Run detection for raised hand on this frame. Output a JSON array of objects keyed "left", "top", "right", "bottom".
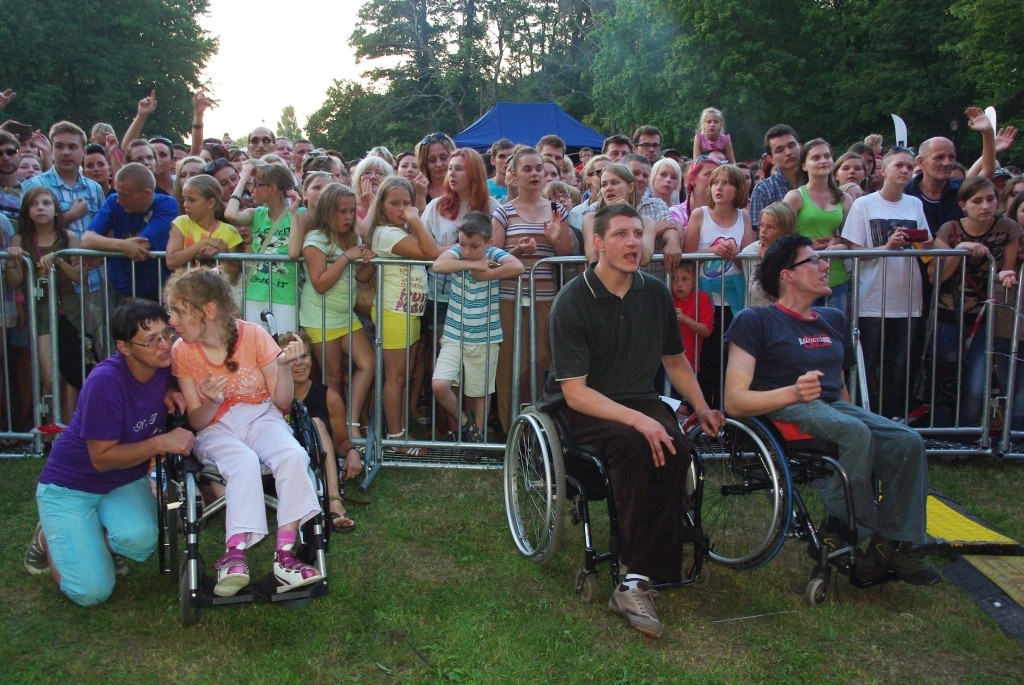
[{"left": 138, "top": 89, "right": 157, "bottom": 117}]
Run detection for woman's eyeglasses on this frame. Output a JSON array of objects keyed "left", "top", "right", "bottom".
[{"left": 129, "top": 328, "right": 176, "bottom": 349}]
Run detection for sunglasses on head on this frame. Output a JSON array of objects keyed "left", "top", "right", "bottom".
[
  {"left": 887, "top": 145, "right": 916, "bottom": 156},
  {"left": 149, "top": 136, "right": 173, "bottom": 149},
  {"left": 420, "top": 132, "right": 448, "bottom": 146},
  {"left": 203, "top": 157, "right": 231, "bottom": 173}
]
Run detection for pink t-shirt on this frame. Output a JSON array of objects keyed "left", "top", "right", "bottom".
[{"left": 171, "top": 320, "right": 281, "bottom": 425}]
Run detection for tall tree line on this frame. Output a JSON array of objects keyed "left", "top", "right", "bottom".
[{"left": 311, "top": 0, "right": 1022, "bottom": 162}]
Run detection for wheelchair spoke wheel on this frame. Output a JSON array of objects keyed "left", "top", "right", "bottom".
[
  {"left": 503, "top": 408, "right": 566, "bottom": 565},
  {"left": 688, "top": 418, "right": 791, "bottom": 570}
]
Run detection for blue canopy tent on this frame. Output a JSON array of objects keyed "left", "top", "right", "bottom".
[{"left": 453, "top": 102, "right": 606, "bottom": 152}]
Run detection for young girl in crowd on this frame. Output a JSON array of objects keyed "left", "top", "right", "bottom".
[
  {"left": 929, "top": 177, "right": 1023, "bottom": 429},
  {"left": 693, "top": 107, "right": 736, "bottom": 164},
  {"left": 366, "top": 176, "right": 440, "bottom": 452},
  {"left": 279, "top": 330, "right": 362, "bottom": 533},
  {"left": 783, "top": 139, "right": 852, "bottom": 312},
  {"left": 17, "top": 154, "right": 42, "bottom": 181},
  {"left": 739, "top": 201, "right": 796, "bottom": 307},
  {"left": 172, "top": 156, "right": 207, "bottom": 214},
  {"left": 165, "top": 174, "right": 243, "bottom": 283},
  {"left": 5, "top": 187, "right": 83, "bottom": 420},
  {"left": 225, "top": 160, "right": 305, "bottom": 333},
  {"left": 833, "top": 151, "right": 869, "bottom": 195},
  {"left": 166, "top": 268, "right": 323, "bottom": 596},
  {"left": 682, "top": 164, "right": 753, "bottom": 405},
  {"left": 286, "top": 171, "right": 333, "bottom": 259},
  {"left": 671, "top": 155, "right": 720, "bottom": 233},
  {"left": 298, "top": 183, "right": 376, "bottom": 437}
]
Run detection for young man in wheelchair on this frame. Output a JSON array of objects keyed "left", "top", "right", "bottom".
[
  {"left": 723, "top": 234, "right": 939, "bottom": 586},
  {"left": 539, "top": 203, "right": 725, "bottom": 638},
  {"left": 24, "top": 299, "right": 196, "bottom": 606}
]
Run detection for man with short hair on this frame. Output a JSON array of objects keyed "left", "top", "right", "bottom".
[
  {"left": 632, "top": 125, "right": 662, "bottom": 163},
  {"left": 22, "top": 122, "right": 110, "bottom": 348},
  {"left": 841, "top": 147, "right": 930, "bottom": 419},
  {"left": 248, "top": 126, "right": 276, "bottom": 159},
  {"left": 488, "top": 138, "right": 515, "bottom": 200},
  {"left": 0, "top": 130, "right": 23, "bottom": 224},
  {"left": 82, "top": 164, "right": 176, "bottom": 302},
  {"left": 602, "top": 134, "right": 632, "bottom": 162},
  {"left": 724, "top": 234, "right": 937, "bottom": 586},
  {"left": 293, "top": 138, "right": 314, "bottom": 174},
  {"left": 905, "top": 107, "right": 997, "bottom": 234},
  {"left": 539, "top": 203, "right": 724, "bottom": 638},
  {"left": 275, "top": 137, "right": 293, "bottom": 166},
  {"left": 23, "top": 299, "right": 195, "bottom": 606},
  {"left": 537, "top": 134, "right": 566, "bottom": 167},
  {"left": 749, "top": 125, "right": 802, "bottom": 229}
]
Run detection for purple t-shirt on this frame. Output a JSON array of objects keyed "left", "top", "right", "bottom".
[{"left": 39, "top": 353, "right": 171, "bottom": 494}]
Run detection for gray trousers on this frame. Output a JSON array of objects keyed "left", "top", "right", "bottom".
[{"left": 769, "top": 399, "right": 928, "bottom": 544}]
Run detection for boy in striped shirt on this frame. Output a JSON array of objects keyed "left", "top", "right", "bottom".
[{"left": 431, "top": 212, "right": 524, "bottom": 441}]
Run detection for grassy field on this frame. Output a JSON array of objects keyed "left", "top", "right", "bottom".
[{"left": 3, "top": 455, "right": 1024, "bottom": 684}]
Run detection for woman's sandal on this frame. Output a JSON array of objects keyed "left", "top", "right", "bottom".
[
  {"left": 386, "top": 430, "right": 428, "bottom": 457},
  {"left": 328, "top": 496, "right": 357, "bottom": 533}
]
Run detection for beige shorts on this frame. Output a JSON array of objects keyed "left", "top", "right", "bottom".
[{"left": 432, "top": 339, "right": 500, "bottom": 398}]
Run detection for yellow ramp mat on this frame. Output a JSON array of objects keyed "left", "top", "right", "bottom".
[
  {"left": 964, "top": 555, "right": 1024, "bottom": 607},
  {"left": 926, "top": 495, "right": 1018, "bottom": 547}
]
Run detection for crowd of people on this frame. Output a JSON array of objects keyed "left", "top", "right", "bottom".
[{"left": 5, "top": 86, "right": 1023, "bottom": 636}]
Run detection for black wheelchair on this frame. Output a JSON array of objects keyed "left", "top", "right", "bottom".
[
  {"left": 156, "top": 401, "right": 331, "bottom": 626},
  {"left": 503, "top": 405, "right": 709, "bottom": 601},
  {"left": 685, "top": 415, "right": 892, "bottom": 604}
]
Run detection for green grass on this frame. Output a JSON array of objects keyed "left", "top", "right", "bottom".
[{"left": 3, "top": 457, "right": 1023, "bottom": 684}]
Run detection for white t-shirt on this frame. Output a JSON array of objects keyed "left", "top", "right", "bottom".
[{"left": 840, "top": 192, "right": 929, "bottom": 318}]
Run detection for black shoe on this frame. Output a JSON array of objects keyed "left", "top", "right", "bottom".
[
  {"left": 808, "top": 516, "right": 848, "bottom": 563},
  {"left": 866, "top": 534, "right": 940, "bottom": 586}
]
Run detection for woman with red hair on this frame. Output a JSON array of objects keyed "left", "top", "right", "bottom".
[{"left": 412, "top": 149, "right": 499, "bottom": 426}]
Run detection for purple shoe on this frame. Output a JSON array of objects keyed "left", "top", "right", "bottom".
[{"left": 274, "top": 549, "right": 323, "bottom": 593}]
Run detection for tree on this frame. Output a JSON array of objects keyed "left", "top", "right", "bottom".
[
  {"left": 277, "top": 106, "right": 302, "bottom": 141},
  {"left": 947, "top": 0, "right": 1024, "bottom": 119},
  {"left": 305, "top": 80, "right": 414, "bottom": 160},
  {"left": 0, "top": 0, "right": 216, "bottom": 142}
]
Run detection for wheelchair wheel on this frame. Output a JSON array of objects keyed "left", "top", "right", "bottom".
[
  {"left": 687, "top": 418, "right": 791, "bottom": 570},
  {"left": 575, "top": 569, "right": 598, "bottom": 602},
  {"left": 503, "top": 407, "right": 566, "bottom": 564},
  {"left": 806, "top": 577, "right": 827, "bottom": 605},
  {"left": 165, "top": 502, "right": 181, "bottom": 583}
]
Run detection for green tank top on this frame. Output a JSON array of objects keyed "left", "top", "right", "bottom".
[{"left": 795, "top": 185, "right": 848, "bottom": 286}]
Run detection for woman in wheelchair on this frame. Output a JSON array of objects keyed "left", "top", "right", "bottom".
[
  {"left": 723, "top": 234, "right": 939, "bottom": 586},
  {"left": 166, "top": 268, "right": 323, "bottom": 596}
]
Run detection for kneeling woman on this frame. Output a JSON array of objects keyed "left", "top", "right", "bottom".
[{"left": 166, "top": 268, "right": 323, "bottom": 597}]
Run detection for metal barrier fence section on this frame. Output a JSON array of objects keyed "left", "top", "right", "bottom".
[{"left": 5, "top": 247, "right": 1023, "bottom": 469}]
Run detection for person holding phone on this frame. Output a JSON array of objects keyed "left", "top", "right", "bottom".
[{"left": 841, "top": 147, "right": 931, "bottom": 419}]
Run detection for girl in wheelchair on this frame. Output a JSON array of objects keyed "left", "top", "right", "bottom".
[{"left": 166, "top": 268, "right": 323, "bottom": 596}]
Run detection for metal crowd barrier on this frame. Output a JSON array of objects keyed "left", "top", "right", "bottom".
[{"left": 17, "top": 246, "right": 1024, "bottom": 471}]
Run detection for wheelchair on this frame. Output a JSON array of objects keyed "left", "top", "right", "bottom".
[
  {"left": 503, "top": 405, "right": 709, "bottom": 601},
  {"left": 156, "top": 400, "right": 331, "bottom": 626},
  {"left": 685, "top": 415, "right": 892, "bottom": 604}
]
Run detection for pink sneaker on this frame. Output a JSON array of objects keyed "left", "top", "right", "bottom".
[
  {"left": 213, "top": 547, "right": 250, "bottom": 597},
  {"left": 273, "top": 549, "right": 322, "bottom": 593}
]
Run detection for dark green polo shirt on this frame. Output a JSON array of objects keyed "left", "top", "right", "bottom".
[{"left": 539, "top": 266, "right": 683, "bottom": 410}]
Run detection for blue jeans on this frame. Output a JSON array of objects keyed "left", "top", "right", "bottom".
[
  {"left": 36, "top": 477, "right": 157, "bottom": 606},
  {"left": 769, "top": 400, "right": 928, "bottom": 544},
  {"left": 933, "top": 321, "right": 988, "bottom": 427},
  {"left": 994, "top": 337, "right": 1024, "bottom": 431},
  {"left": 858, "top": 317, "right": 914, "bottom": 419}
]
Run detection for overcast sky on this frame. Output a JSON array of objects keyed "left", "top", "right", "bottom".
[{"left": 197, "top": 0, "right": 368, "bottom": 138}]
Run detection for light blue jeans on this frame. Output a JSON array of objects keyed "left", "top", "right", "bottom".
[
  {"left": 36, "top": 477, "right": 157, "bottom": 607},
  {"left": 769, "top": 400, "right": 928, "bottom": 544}
]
